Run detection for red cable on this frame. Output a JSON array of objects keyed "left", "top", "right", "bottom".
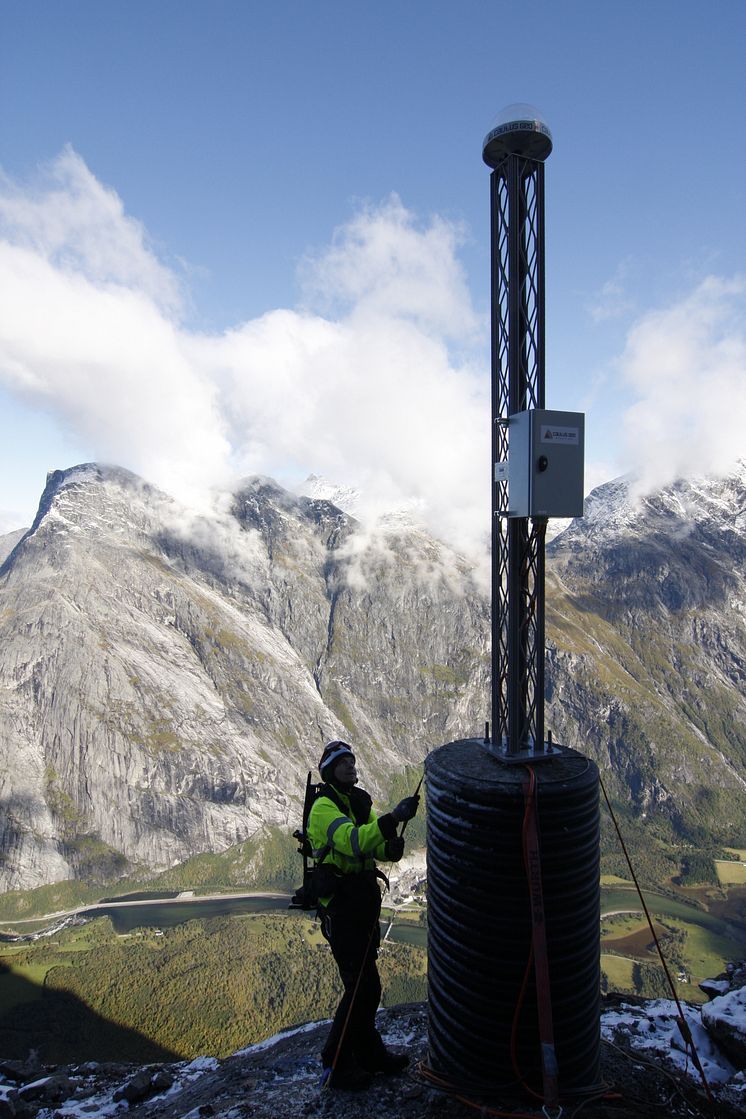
[
  {"left": 514, "top": 766, "right": 560, "bottom": 1108},
  {"left": 415, "top": 1063, "right": 548, "bottom": 1119}
]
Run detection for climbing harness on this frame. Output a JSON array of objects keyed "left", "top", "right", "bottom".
[{"left": 290, "top": 775, "right": 389, "bottom": 910}]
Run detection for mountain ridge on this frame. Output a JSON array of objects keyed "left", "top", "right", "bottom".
[
  {"left": 545, "top": 463, "right": 746, "bottom": 840},
  {"left": 0, "top": 461, "right": 744, "bottom": 892},
  {"left": 0, "top": 464, "right": 488, "bottom": 890}
]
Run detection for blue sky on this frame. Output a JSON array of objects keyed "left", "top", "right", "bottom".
[{"left": 1, "top": 1, "right": 744, "bottom": 548}]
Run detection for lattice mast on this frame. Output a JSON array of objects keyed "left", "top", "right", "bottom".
[{"left": 484, "top": 107, "right": 553, "bottom": 757}]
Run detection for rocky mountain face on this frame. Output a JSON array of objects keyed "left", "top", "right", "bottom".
[
  {"left": 0, "top": 462, "right": 744, "bottom": 892},
  {"left": 545, "top": 465, "right": 746, "bottom": 841},
  {"left": 0, "top": 465, "right": 489, "bottom": 891}
]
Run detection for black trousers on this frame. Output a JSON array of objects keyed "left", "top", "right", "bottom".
[{"left": 320, "top": 872, "right": 387, "bottom": 1070}]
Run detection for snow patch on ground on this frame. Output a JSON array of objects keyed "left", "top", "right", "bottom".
[
  {"left": 601, "top": 998, "right": 738, "bottom": 1086},
  {"left": 236, "top": 1019, "right": 328, "bottom": 1057},
  {"left": 54, "top": 1084, "right": 124, "bottom": 1118}
]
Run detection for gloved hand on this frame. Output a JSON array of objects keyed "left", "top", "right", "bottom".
[
  {"left": 384, "top": 835, "right": 405, "bottom": 861},
  {"left": 391, "top": 794, "right": 420, "bottom": 822}
]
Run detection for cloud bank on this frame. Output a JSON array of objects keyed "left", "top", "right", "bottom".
[
  {"left": 1, "top": 150, "right": 743, "bottom": 556},
  {"left": 0, "top": 151, "right": 489, "bottom": 557},
  {"left": 619, "top": 275, "right": 746, "bottom": 494}
]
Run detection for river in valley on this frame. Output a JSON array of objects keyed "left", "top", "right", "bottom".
[
  {"left": 3, "top": 884, "right": 742, "bottom": 951},
  {"left": 89, "top": 894, "right": 428, "bottom": 947}
]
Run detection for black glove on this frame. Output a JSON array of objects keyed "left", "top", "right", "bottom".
[
  {"left": 385, "top": 836, "right": 405, "bottom": 862},
  {"left": 391, "top": 794, "right": 420, "bottom": 823}
]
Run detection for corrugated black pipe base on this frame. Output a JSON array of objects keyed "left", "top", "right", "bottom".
[{"left": 426, "top": 738, "right": 601, "bottom": 1099}]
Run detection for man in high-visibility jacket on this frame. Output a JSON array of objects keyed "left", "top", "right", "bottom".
[{"left": 308, "top": 739, "right": 420, "bottom": 1091}]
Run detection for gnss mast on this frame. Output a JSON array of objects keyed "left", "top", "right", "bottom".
[
  {"left": 425, "top": 106, "right": 600, "bottom": 1104},
  {"left": 484, "top": 103, "right": 583, "bottom": 758}
]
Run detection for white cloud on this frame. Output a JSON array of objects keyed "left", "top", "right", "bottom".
[
  {"left": 299, "top": 193, "right": 480, "bottom": 341},
  {"left": 588, "top": 259, "right": 636, "bottom": 322},
  {"left": 618, "top": 276, "right": 746, "bottom": 493},
  {"left": 6, "top": 152, "right": 742, "bottom": 563},
  {"left": 0, "top": 151, "right": 490, "bottom": 558},
  {"left": 0, "top": 147, "right": 182, "bottom": 314},
  {"left": 201, "top": 304, "right": 489, "bottom": 555},
  {"left": 0, "top": 240, "right": 232, "bottom": 508}
]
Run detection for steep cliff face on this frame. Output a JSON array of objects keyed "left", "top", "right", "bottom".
[
  {"left": 0, "top": 462, "right": 743, "bottom": 892},
  {"left": 232, "top": 479, "right": 490, "bottom": 759},
  {"left": 0, "top": 466, "right": 489, "bottom": 890}
]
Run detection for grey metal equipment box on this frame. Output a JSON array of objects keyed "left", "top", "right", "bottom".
[{"left": 507, "top": 409, "right": 585, "bottom": 518}]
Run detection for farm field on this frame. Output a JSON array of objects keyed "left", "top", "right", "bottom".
[
  {"left": 601, "top": 915, "right": 669, "bottom": 956},
  {"left": 600, "top": 954, "right": 635, "bottom": 991},
  {"left": 599, "top": 886, "right": 745, "bottom": 1001},
  {"left": 715, "top": 859, "right": 746, "bottom": 885}
]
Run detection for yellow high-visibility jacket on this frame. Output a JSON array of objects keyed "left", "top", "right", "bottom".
[{"left": 307, "top": 783, "right": 397, "bottom": 898}]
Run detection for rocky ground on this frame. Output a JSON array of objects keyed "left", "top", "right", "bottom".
[{"left": 0, "top": 997, "right": 743, "bottom": 1119}]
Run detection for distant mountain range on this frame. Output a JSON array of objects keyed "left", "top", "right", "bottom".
[{"left": 0, "top": 462, "right": 744, "bottom": 892}]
